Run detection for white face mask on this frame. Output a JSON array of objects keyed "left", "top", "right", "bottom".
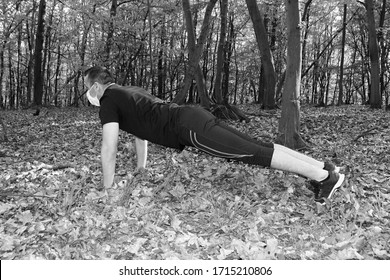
[{"left": 86, "top": 83, "right": 101, "bottom": 107}]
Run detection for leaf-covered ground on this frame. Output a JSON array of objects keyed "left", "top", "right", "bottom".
[{"left": 0, "top": 105, "right": 389, "bottom": 260}]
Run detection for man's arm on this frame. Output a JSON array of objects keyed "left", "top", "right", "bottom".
[
  {"left": 101, "top": 122, "right": 119, "bottom": 188},
  {"left": 135, "top": 137, "right": 148, "bottom": 169}
]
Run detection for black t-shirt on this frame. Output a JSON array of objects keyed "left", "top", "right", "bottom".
[{"left": 99, "top": 84, "right": 184, "bottom": 150}]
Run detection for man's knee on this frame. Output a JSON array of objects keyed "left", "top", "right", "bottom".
[{"left": 240, "top": 148, "right": 274, "bottom": 167}]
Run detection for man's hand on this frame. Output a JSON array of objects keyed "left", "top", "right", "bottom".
[{"left": 101, "top": 122, "right": 119, "bottom": 188}]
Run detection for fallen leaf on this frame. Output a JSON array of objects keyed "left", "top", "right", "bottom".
[
  {"left": 129, "top": 238, "right": 147, "bottom": 255},
  {"left": 0, "top": 202, "right": 15, "bottom": 214},
  {"left": 17, "top": 211, "right": 34, "bottom": 225},
  {"left": 217, "top": 248, "right": 234, "bottom": 260},
  {"left": 169, "top": 183, "right": 186, "bottom": 198}
]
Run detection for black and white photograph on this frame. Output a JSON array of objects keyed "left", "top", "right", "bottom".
[{"left": 1, "top": 0, "right": 389, "bottom": 278}]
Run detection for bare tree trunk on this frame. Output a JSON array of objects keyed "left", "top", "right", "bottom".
[
  {"left": 245, "top": 0, "right": 276, "bottom": 109},
  {"left": 42, "top": 0, "right": 57, "bottom": 106},
  {"left": 211, "top": 1, "right": 249, "bottom": 122},
  {"left": 278, "top": 0, "right": 305, "bottom": 149},
  {"left": 17, "top": 20, "right": 22, "bottom": 108},
  {"left": 0, "top": 46, "right": 5, "bottom": 108},
  {"left": 33, "top": 0, "right": 46, "bottom": 107},
  {"left": 301, "top": 0, "right": 313, "bottom": 67},
  {"left": 146, "top": 0, "right": 154, "bottom": 92},
  {"left": 172, "top": 0, "right": 217, "bottom": 107},
  {"left": 223, "top": 12, "right": 235, "bottom": 99},
  {"left": 73, "top": 3, "right": 96, "bottom": 106},
  {"left": 365, "top": 0, "right": 381, "bottom": 109},
  {"left": 8, "top": 44, "right": 14, "bottom": 108},
  {"left": 157, "top": 14, "right": 167, "bottom": 99},
  {"left": 213, "top": 0, "right": 228, "bottom": 104},
  {"left": 324, "top": 41, "right": 334, "bottom": 106},
  {"left": 338, "top": 4, "right": 347, "bottom": 106},
  {"left": 195, "top": 63, "right": 211, "bottom": 107},
  {"left": 26, "top": 13, "right": 35, "bottom": 105},
  {"left": 54, "top": 44, "right": 61, "bottom": 106},
  {"left": 104, "top": 0, "right": 117, "bottom": 67},
  {"left": 378, "top": 0, "right": 387, "bottom": 102}
]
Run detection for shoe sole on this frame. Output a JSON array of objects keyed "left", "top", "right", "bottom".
[{"left": 327, "top": 173, "right": 345, "bottom": 199}]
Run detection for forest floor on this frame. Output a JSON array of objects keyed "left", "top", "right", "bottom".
[{"left": 0, "top": 104, "right": 389, "bottom": 260}]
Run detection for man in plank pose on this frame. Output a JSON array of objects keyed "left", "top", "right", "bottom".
[{"left": 84, "top": 66, "right": 345, "bottom": 204}]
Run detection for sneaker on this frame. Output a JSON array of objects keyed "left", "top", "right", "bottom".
[
  {"left": 314, "top": 171, "right": 345, "bottom": 204},
  {"left": 308, "top": 162, "right": 340, "bottom": 190},
  {"left": 323, "top": 161, "right": 341, "bottom": 173}
]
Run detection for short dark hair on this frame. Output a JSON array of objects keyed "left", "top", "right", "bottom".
[{"left": 84, "top": 66, "right": 114, "bottom": 84}]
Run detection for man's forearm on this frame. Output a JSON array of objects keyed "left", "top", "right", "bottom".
[
  {"left": 135, "top": 138, "right": 148, "bottom": 169},
  {"left": 101, "top": 147, "right": 116, "bottom": 187}
]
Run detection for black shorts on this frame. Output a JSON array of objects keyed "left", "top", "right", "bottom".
[{"left": 174, "top": 106, "right": 274, "bottom": 167}]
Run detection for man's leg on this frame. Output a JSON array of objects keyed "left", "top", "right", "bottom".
[
  {"left": 206, "top": 126, "right": 329, "bottom": 180},
  {"left": 274, "top": 144, "right": 324, "bottom": 169},
  {"left": 205, "top": 120, "right": 327, "bottom": 170},
  {"left": 175, "top": 106, "right": 345, "bottom": 202},
  {"left": 176, "top": 109, "right": 327, "bottom": 181},
  {"left": 189, "top": 128, "right": 328, "bottom": 181},
  {"left": 270, "top": 149, "right": 328, "bottom": 181}
]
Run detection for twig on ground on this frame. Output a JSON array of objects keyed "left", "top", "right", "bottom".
[{"left": 353, "top": 128, "right": 378, "bottom": 142}]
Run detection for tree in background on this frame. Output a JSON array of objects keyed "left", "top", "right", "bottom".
[
  {"left": 338, "top": 4, "right": 348, "bottom": 106},
  {"left": 377, "top": 0, "right": 388, "bottom": 108},
  {"left": 213, "top": 0, "right": 228, "bottom": 105},
  {"left": 33, "top": 0, "right": 46, "bottom": 107},
  {"left": 365, "top": 0, "right": 381, "bottom": 109},
  {"left": 0, "top": 1, "right": 33, "bottom": 108},
  {"left": 278, "top": 0, "right": 305, "bottom": 149},
  {"left": 0, "top": 0, "right": 389, "bottom": 110},
  {"left": 73, "top": 2, "right": 97, "bottom": 107},
  {"left": 210, "top": 0, "right": 248, "bottom": 121},
  {"left": 172, "top": 0, "right": 217, "bottom": 108},
  {"left": 245, "top": 0, "right": 276, "bottom": 109},
  {"left": 103, "top": 0, "right": 117, "bottom": 67}
]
